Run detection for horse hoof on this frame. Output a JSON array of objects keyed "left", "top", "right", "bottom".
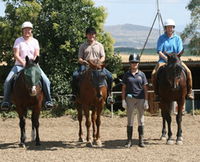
[
  {"left": 176, "top": 140, "right": 183, "bottom": 145},
  {"left": 160, "top": 136, "right": 167, "bottom": 141},
  {"left": 78, "top": 137, "right": 85, "bottom": 142},
  {"left": 94, "top": 140, "right": 102, "bottom": 147},
  {"left": 19, "top": 143, "right": 26, "bottom": 148},
  {"left": 166, "top": 140, "right": 174, "bottom": 145},
  {"left": 86, "top": 141, "right": 93, "bottom": 147},
  {"left": 36, "top": 142, "right": 41, "bottom": 146}
]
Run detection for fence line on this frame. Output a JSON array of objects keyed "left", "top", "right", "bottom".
[{"left": 110, "top": 89, "right": 200, "bottom": 118}]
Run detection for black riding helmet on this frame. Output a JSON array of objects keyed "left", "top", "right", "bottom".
[
  {"left": 86, "top": 27, "right": 97, "bottom": 34},
  {"left": 129, "top": 53, "right": 140, "bottom": 63}
]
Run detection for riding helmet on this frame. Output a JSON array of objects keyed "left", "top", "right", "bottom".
[
  {"left": 164, "top": 19, "right": 175, "bottom": 27},
  {"left": 129, "top": 53, "right": 140, "bottom": 63},
  {"left": 21, "top": 21, "right": 33, "bottom": 29},
  {"left": 86, "top": 27, "right": 97, "bottom": 34}
]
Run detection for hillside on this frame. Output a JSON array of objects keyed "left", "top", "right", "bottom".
[{"left": 104, "top": 24, "right": 182, "bottom": 49}]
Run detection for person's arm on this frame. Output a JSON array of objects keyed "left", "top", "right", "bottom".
[
  {"left": 158, "top": 51, "right": 167, "bottom": 61},
  {"left": 34, "top": 48, "right": 40, "bottom": 60},
  {"left": 78, "top": 57, "right": 88, "bottom": 65},
  {"left": 13, "top": 48, "right": 26, "bottom": 67},
  {"left": 143, "top": 84, "right": 148, "bottom": 100},
  {"left": 122, "top": 84, "right": 128, "bottom": 109},
  {"left": 122, "top": 84, "right": 126, "bottom": 100},
  {"left": 99, "top": 43, "right": 105, "bottom": 63}
]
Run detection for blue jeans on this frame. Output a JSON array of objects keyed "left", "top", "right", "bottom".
[{"left": 3, "top": 65, "right": 52, "bottom": 103}]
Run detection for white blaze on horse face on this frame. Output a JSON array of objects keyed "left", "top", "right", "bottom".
[{"left": 30, "top": 86, "right": 37, "bottom": 96}]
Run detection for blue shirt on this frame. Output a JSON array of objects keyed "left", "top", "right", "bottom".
[
  {"left": 157, "top": 33, "right": 183, "bottom": 63},
  {"left": 122, "top": 70, "right": 148, "bottom": 99}
]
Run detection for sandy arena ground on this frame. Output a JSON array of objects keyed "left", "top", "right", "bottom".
[{"left": 0, "top": 114, "right": 200, "bottom": 162}]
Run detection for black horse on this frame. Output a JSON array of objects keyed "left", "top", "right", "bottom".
[
  {"left": 157, "top": 53, "right": 187, "bottom": 145},
  {"left": 12, "top": 56, "right": 44, "bottom": 147}
]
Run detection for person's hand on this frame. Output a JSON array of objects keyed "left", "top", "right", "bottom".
[
  {"left": 122, "top": 99, "right": 127, "bottom": 110},
  {"left": 144, "top": 100, "right": 149, "bottom": 110},
  {"left": 82, "top": 60, "right": 89, "bottom": 65}
]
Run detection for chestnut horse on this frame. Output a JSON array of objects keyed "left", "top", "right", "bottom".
[
  {"left": 76, "top": 60, "right": 107, "bottom": 147},
  {"left": 157, "top": 53, "right": 187, "bottom": 145},
  {"left": 12, "top": 56, "right": 44, "bottom": 147}
]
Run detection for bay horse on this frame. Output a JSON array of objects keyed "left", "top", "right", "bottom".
[
  {"left": 157, "top": 53, "right": 187, "bottom": 145},
  {"left": 12, "top": 56, "right": 44, "bottom": 147},
  {"left": 76, "top": 60, "right": 107, "bottom": 147}
]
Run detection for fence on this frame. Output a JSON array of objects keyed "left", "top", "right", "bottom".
[{"left": 110, "top": 89, "right": 200, "bottom": 118}]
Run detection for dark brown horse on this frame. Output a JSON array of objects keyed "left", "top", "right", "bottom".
[
  {"left": 76, "top": 60, "right": 107, "bottom": 147},
  {"left": 12, "top": 56, "right": 44, "bottom": 147},
  {"left": 157, "top": 53, "right": 187, "bottom": 145}
]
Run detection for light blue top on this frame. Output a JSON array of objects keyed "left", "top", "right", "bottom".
[{"left": 157, "top": 33, "right": 183, "bottom": 63}]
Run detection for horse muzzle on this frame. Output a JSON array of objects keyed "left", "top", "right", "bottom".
[{"left": 30, "top": 86, "right": 37, "bottom": 96}]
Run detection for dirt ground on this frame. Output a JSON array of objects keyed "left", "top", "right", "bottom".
[{"left": 0, "top": 113, "right": 200, "bottom": 162}]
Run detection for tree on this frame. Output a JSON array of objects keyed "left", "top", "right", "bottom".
[
  {"left": 181, "top": 0, "right": 200, "bottom": 56},
  {"left": 0, "top": 0, "right": 122, "bottom": 107}
]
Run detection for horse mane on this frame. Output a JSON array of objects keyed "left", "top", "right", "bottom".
[{"left": 87, "top": 60, "right": 105, "bottom": 70}]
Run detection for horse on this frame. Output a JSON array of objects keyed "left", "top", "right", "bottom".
[
  {"left": 76, "top": 60, "right": 107, "bottom": 147},
  {"left": 157, "top": 53, "right": 187, "bottom": 145},
  {"left": 12, "top": 56, "right": 44, "bottom": 147}
]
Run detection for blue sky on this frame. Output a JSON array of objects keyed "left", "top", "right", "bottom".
[
  {"left": 94, "top": 0, "right": 191, "bottom": 32},
  {"left": 0, "top": 0, "right": 191, "bottom": 32}
]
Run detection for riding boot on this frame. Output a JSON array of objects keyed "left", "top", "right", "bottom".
[
  {"left": 186, "top": 74, "right": 194, "bottom": 100},
  {"left": 138, "top": 126, "right": 145, "bottom": 147},
  {"left": 125, "top": 126, "right": 133, "bottom": 148}
]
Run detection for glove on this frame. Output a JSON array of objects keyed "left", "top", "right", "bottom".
[
  {"left": 144, "top": 100, "right": 149, "bottom": 110},
  {"left": 122, "top": 99, "right": 127, "bottom": 109}
]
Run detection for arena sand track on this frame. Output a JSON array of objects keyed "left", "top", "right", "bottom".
[{"left": 0, "top": 114, "right": 200, "bottom": 162}]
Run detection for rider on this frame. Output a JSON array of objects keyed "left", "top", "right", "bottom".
[
  {"left": 1, "top": 21, "right": 53, "bottom": 110},
  {"left": 72, "top": 27, "right": 113, "bottom": 101},
  {"left": 122, "top": 53, "right": 149, "bottom": 148},
  {"left": 151, "top": 18, "right": 194, "bottom": 101}
]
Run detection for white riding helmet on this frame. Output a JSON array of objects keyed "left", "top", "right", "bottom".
[
  {"left": 21, "top": 21, "right": 33, "bottom": 29},
  {"left": 164, "top": 19, "right": 175, "bottom": 27}
]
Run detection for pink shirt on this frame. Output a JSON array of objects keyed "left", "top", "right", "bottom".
[{"left": 13, "top": 37, "right": 40, "bottom": 65}]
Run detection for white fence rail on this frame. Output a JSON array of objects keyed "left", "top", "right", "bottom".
[{"left": 110, "top": 89, "right": 200, "bottom": 118}]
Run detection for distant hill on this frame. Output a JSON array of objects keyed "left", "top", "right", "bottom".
[{"left": 104, "top": 24, "right": 183, "bottom": 49}]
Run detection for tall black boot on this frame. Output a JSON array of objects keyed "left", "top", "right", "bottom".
[
  {"left": 138, "top": 126, "right": 145, "bottom": 147},
  {"left": 125, "top": 126, "right": 133, "bottom": 148}
]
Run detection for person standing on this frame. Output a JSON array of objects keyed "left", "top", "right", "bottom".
[
  {"left": 122, "top": 53, "right": 149, "bottom": 148},
  {"left": 151, "top": 18, "right": 194, "bottom": 101},
  {"left": 72, "top": 27, "right": 113, "bottom": 101},
  {"left": 1, "top": 21, "right": 53, "bottom": 110}
]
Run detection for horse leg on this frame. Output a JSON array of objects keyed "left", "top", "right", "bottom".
[
  {"left": 165, "top": 103, "right": 173, "bottom": 145},
  {"left": 84, "top": 107, "right": 92, "bottom": 147},
  {"left": 32, "top": 110, "right": 41, "bottom": 146},
  {"left": 91, "top": 110, "right": 97, "bottom": 143},
  {"left": 176, "top": 101, "right": 183, "bottom": 145},
  {"left": 161, "top": 116, "right": 167, "bottom": 140},
  {"left": 19, "top": 115, "right": 26, "bottom": 148},
  {"left": 77, "top": 106, "right": 84, "bottom": 142},
  {"left": 31, "top": 112, "right": 36, "bottom": 142},
  {"left": 95, "top": 105, "right": 103, "bottom": 147}
]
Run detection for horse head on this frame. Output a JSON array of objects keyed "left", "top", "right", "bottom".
[
  {"left": 166, "top": 53, "right": 183, "bottom": 88},
  {"left": 87, "top": 59, "right": 105, "bottom": 70},
  {"left": 24, "top": 56, "right": 41, "bottom": 96}
]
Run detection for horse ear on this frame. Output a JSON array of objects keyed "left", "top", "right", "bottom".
[
  {"left": 25, "top": 56, "right": 29, "bottom": 63},
  {"left": 34, "top": 56, "right": 39, "bottom": 64}
]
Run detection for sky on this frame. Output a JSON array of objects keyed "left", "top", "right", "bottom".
[
  {"left": 0, "top": 0, "right": 191, "bottom": 32},
  {"left": 93, "top": 0, "right": 191, "bottom": 32}
]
